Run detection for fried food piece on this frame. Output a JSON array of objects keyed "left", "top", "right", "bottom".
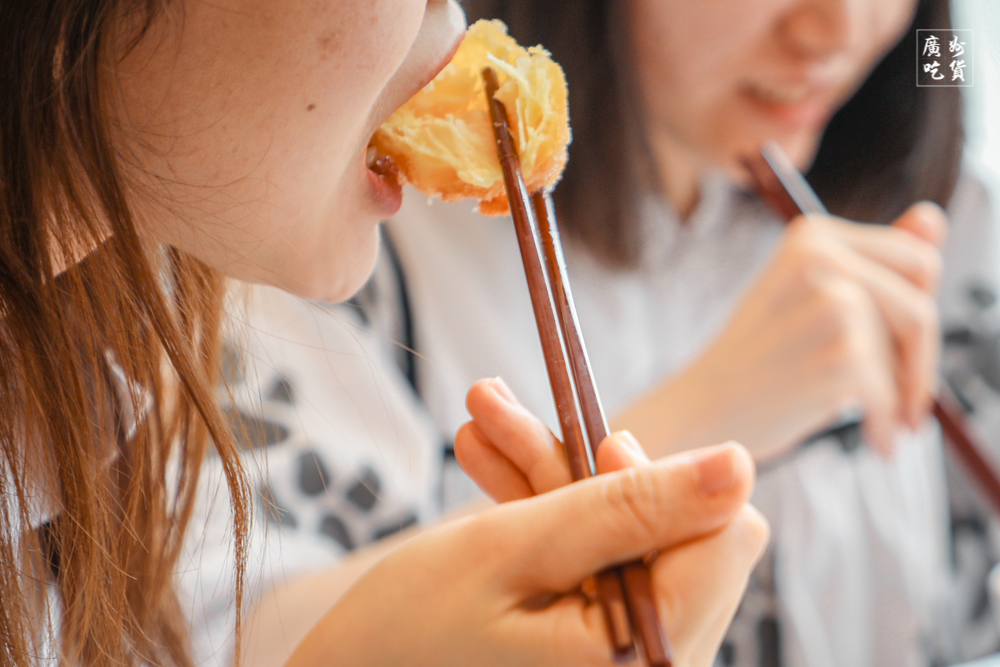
[{"left": 370, "top": 19, "right": 570, "bottom": 216}]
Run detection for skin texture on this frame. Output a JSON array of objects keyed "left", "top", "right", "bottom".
[
  {"left": 110, "top": 1, "right": 769, "bottom": 665},
  {"left": 117, "top": 0, "right": 465, "bottom": 301}
]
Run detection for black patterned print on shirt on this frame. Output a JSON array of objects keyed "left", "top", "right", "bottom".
[
  {"left": 223, "top": 407, "right": 290, "bottom": 450},
  {"left": 320, "top": 514, "right": 354, "bottom": 551},
  {"left": 297, "top": 450, "right": 331, "bottom": 497},
  {"left": 259, "top": 485, "right": 298, "bottom": 529},
  {"left": 267, "top": 375, "right": 295, "bottom": 403},
  {"left": 220, "top": 341, "right": 245, "bottom": 385},
  {"left": 346, "top": 467, "right": 381, "bottom": 511},
  {"left": 373, "top": 512, "right": 418, "bottom": 541}
]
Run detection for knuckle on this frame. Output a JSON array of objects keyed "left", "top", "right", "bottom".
[
  {"left": 913, "top": 247, "right": 942, "bottom": 290},
  {"left": 822, "top": 318, "right": 872, "bottom": 381},
  {"left": 603, "top": 467, "right": 663, "bottom": 544},
  {"left": 899, "top": 294, "right": 939, "bottom": 349},
  {"left": 789, "top": 227, "right": 830, "bottom": 263},
  {"left": 815, "top": 280, "right": 865, "bottom": 338},
  {"left": 732, "top": 505, "right": 770, "bottom": 555},
  {"left": 914, "top": 294, "right": 939, "bottom": 334}
]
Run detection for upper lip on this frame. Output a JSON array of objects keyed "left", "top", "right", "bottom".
[
  {"left": 741, "top": 74, "right": 842, "bottom": 106},
  {"left": 415, "top": 33, "right": 463, "bottom": 94},
  {"left": 741, "top": 61, "right": 851, "bottom": 103},
  {"left": 364, "top": 1, "right": 466, "bottom": 141}
]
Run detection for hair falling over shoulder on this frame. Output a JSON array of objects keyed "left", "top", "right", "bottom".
[{"left": 0, "top": 2, "right": 250, "bottom": 665}]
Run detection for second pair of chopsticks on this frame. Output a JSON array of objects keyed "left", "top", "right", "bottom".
[
  {"left": 744, "top": 141, "right": 1000, "bottom": 514},
  {"left": 483, "top": 68, "right": 671, "bottom": 667}
]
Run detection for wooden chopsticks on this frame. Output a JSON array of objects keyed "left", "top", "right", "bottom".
[
  {"left": 483, "top": 67, "right": 672, "bottom": 667},
  {"left": 744, "top": 141, "right": 1000, "bottom": 514}
]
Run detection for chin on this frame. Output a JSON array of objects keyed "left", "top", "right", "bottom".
[
  {"left": 778, "top": 132, "right": 824, "bottom": 171},
  {"left": 300, "top": 237, "right": 381, "bottom": 304},
  {"left": 721, "top": 127, "right": 823, "bottom": 176}
]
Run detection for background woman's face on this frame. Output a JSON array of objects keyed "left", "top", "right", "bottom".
[
  {"left": 117, "top": 0, "right": 465, "bottom": 301},
  {"left": 629, "top": 0, "right": 917, "bottom": 174}
]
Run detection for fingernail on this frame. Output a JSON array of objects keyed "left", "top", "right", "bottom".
[
  {"left": 690, "top": 444, "right": 738, "bottom": 497},
  {"left": 615, "top": 430, "right": 646, "bottom": 458},
  {"left": 490, "top": 377, "right": 521, "bottom": 406}
]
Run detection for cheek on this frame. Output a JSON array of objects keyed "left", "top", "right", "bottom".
[
  {"left": 629, "top": 0, "right": 776, "bottom": 146},
  {"left": 863, "top": 0, "right": 918, "bottom": 61},
  {"left": 118, "top": 0, "right": 424, "bottom": 296}
]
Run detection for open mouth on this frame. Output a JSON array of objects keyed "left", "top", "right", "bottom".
[
  {"left": 740, "top": 80, "right": 834, "bottom": 129},
  {"left": 359, "top": 1, "right": 465, "bottom": 217},
  {"left": 364, "top": 146, "right": 403, "bottom": 216},
  {"left": 366, "top": 146, "right": 400, "bottom": 182},
  {"left": 744, "top": 81, "right": 813, "bottom": 105}
]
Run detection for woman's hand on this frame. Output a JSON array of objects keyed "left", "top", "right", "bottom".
[
  {"left": 289, "top": 418, "right": 767, "bottom": 667},
  {"left": 618, "top": 202, "right": 948, "bottom": 460},
  {"left": 455, "top": 377, "right": 661, "bottom": 500}
]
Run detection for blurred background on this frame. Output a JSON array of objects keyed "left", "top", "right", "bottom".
[{"left": 955, "top": 1, "right": 999, "bottom": 181}]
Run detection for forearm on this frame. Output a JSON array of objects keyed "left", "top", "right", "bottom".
[
  {"left": 241, "top": 533, "right": 405, "bottom": 667},
  {"left": 242, "top": 499, "right": 494, "bottom": 667},
  {"left": 610, "top": 353, "right": 817, "bottom": 463}
]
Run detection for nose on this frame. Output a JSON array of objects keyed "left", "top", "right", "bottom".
[{"left": 776, "top": 0, "right": 861, "bottom": 59}]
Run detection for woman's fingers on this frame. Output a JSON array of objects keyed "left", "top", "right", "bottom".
[
  {"left": 820, "top": 241, "right": 940, "bottom": 428},
  {"left": 810, "top": 203, "right": 945, "bottom": 291},
  {"left": 649, "top": 505, "right": 769, "bottom": 667},
  {"left": 804, "top": 276, "right": 899, "bottom": 453},
  {"left": 460, "top": 384, "right": 660, "bottom": 502},
  {"left": 595, "top": 430, "right": 651, "bottom": 474},
  {"left": 454, "top": 421, "right": 535, "bottom": 502},
  {"left": 460, "top": 378, "right": 572, "bottom": 495},
  {"left": 516, "top": 502, "right": 768, "bottom": 667},
  {"left": 784, "top": 218, "right": 940, "bottom": 434},
  {"left": 484, "top": 443, "right": 758, "bottom": 593}
]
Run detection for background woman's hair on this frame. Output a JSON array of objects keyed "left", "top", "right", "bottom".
[
  {"left": 0, "top": 2, "right": 250, "bottom": 666},
  {"left": 465, "top": 0, "right": 963, "bottom": 268}
]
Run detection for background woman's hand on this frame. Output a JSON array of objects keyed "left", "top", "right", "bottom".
[
  {"left": 291, "top": 411, "right": 767, "bottom": 667},
  {"left": 617, "top": 202, "right": 948, "bottom": 460}
]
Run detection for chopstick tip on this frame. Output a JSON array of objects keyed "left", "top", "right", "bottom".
[{"left": 482, "top": 66, "right": 500, "bottom": 95}]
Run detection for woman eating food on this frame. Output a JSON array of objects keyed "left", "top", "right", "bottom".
[
  {"left": 0, "top": 1, "right": 770, "bottom": 666},
  {"left": 227, "top": 0, "right": 1000, "bottom": 665}
]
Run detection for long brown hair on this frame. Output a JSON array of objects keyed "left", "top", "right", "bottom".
[
  {"left": 466, "top": 0, "right": 963, "bottom": 268},
  {"left": 0, "top": 2, "right": 250, "bottom": 666}
]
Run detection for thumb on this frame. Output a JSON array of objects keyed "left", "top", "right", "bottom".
[{"left": 485, "top": 442, "right": 757, "bottom": 593}]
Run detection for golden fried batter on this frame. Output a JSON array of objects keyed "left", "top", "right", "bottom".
[{"left": 370, "top": 19, "right": 570, "bottom": 216}]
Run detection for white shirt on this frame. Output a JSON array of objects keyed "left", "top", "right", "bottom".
[
  {"left": 373, "top": 163, "right": 1000, "bottom": 667},
  {"left": 194, "top": 161, "right": 1000, "bottom": 667}
]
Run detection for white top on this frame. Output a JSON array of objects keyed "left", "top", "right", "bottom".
[
  {"left": 374, "top": 163, "right": 1000, "bottom": 667},
  {"left": 189, "top": 162, "right": 1000, "bottom": 667}
]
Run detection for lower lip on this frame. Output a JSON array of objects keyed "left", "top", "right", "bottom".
[
  {"left": 742, "top": 89, "right": 831, "bottom": 130},
  {"left": 365, "top": 163, "right": 403, "bottom": 217}
]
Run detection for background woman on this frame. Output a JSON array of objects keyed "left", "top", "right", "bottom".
[
  {"left": 225, "top": 0, "right": 1000, "bottom": 665},
  {"left": 0, "top": 1, "right": 768, "bottom": 666}
]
